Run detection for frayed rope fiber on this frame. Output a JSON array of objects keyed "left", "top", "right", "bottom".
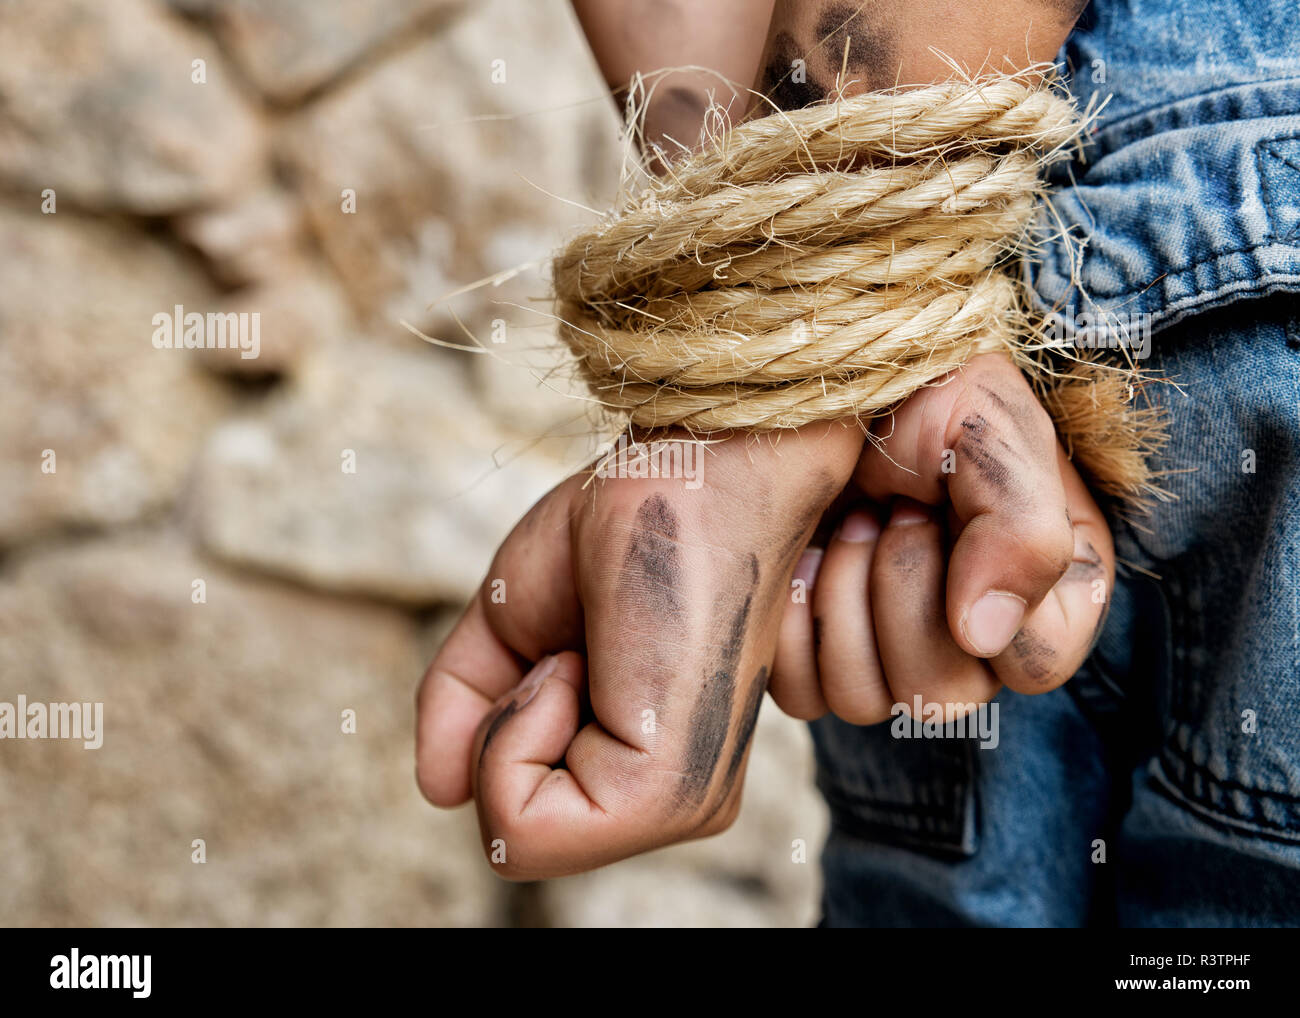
[{"left": 552, "top": 71, "right": 1165, "bottom": 503}]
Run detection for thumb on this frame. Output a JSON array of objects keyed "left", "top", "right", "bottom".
[
  {"left": 855, "top": 354, "right": 1074, "bottom": 659},
  {"left": 942, "top": 386, "right": 1074, "bottom": 658},
  {"left": 472, "top": 652, "right": 586, "bottom": 810},
  {"left": 415, "top": 477, "right": 585, "bottom": 810},
  {"left": 471, "top": 651, "right": 638, "bottom": 879}
]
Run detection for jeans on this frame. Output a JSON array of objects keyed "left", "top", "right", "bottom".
[{"left": 812, "top": 0, "right": 1300, "bottom": 927}]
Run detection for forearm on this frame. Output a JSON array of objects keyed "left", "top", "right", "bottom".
[
  {"left": 758, "top": 0, "right": 1087, "bottom": 105},
  {"left": 570, "top": 0, "right": 775, "bottom": 153}
]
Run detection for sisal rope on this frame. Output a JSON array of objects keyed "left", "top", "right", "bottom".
[{"left": 552, "top": 72, "right": 1165, "bottom": 502}]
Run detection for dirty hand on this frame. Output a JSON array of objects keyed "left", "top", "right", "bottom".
[
  {"left": 416, "top": 422, "right": 863, "bottom": 878},
  {"left": 771, "top": 353, "right": 1116, "bottom": 724}
]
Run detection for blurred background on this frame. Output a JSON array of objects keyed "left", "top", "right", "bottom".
[{"left": 0, "top": 0, "right": 827, "bottom": 926}]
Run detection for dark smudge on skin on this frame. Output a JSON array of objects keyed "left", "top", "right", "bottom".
[
  {"left": 760, "top": 31, "right": 831, "bottom": 110},
  {"left": 957, "top": 413, "right": 1017, "bottom": 495},
  {"left": 663, "top": 85, "right": 707, "bottom": 120},
  {"left": 814, "top": 2, "right": 896, "bottom": 83},
  {"left": 623, "top": 495, "right": 683, "bottom": 610},
  {"left": 677, "top": 666, "right": 736, "bottom": 807},
  {"left": 677, "top": 554, "right": 759, "bottom": 809},
  {"left": 479, "top": 698, "right": 520, "bottom": 757},
  {"left": 778, "top": 493, "right": 830, "bottom": 566},
  {"left": 1063, "top": 541, "right": 1105, "bottom": 584},
  {"left": 975, "top": 383, "right": 1058, "bottom": 470},
  {"left": 1010, "top": 627, "right": 1056, "bottom": 684},
  {"left": 619, "top": 494, "right": 686, "bottom": 711},
  {"left": 975, "top": 384, "right": 1042, "bottom": 438},
  {"left": 977, "top": 384, "right": 1019, "bottom": 418},
  {"left": 723, "top": 666, "right": 768, "bottom": 790},
  {"left": 887, "top": 537, "right": 928, "bottom": 578},
  {"left": 696, "top": 665, "right": 770, "bottom": 828}
]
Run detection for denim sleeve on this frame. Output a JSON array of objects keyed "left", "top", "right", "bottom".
[{"left": 1026, "top": 0, "right": 1300, "bottom": 332}]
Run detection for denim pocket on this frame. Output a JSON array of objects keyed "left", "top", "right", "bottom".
[
  {"left": 1110, "top": 296, "right": 1300, "bottom": 842},
  {"left": 809, "top": 714, "right": 980, "bottom": 858}
]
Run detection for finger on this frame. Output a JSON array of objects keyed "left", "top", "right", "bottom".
[
  {"left": 770, "top": 546, "right": 829, "bottom": 720},
  {"left": 856, "top": 353, "right": 1074, "bottom": 659},
  {"left": 416, "top": 596, "right": 525, "bottom": 807},
  {"left": 812, "top": 508, "right": 893, "bottom": 724},
  {"left": 415, "top": 480, "right": 584, "bottom": 808},
  {"left": 471, "top": 652, "right": 635, "bottom": 879},
  {"left": 870, "top": 499, "right": 1000, "bottom": 719},
  {"left": 990, "top": 446, "right": 1116, "bottom": 694}
]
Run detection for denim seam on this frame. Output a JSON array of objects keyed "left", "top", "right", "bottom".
[
  {"left": 1162, "top": 546, "right": 1300, "bottom": 827},
  {"left": 1256, "top": 134, "right": 1300, "bottom": 243},
  {"left": 1038, "top": 237, "right": 1300, "bottom": 325},
  {"left": 1162, "top": 747, "right": 1300, "bottom": 805},
  {"left": 816, "top": 784, "right": 967, "bottom": 824},
  {"left": 1076, "top": 76, "right": 1300, "bottom": 156},
  {"left": 1155, "top": 276, "right": 1300, "bottom": 326},
  {"left": 1150, "top": 762, "right": 1300, "bottom": 844},
  {"left": 820, "top": 790, "right": 974, "bottom": 858},
  {"left": 814, "top": 746, "right": 978, "bottom": 856}
]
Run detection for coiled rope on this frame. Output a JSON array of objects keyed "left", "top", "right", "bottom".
[{"left": 553, "top": 72, "right": 1164, "bottom": 501}]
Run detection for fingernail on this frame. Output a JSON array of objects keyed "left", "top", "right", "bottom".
[
  {"left": 889, "top": 499, "right": 931, "bottom": 527},
  {"left": 794, "top": 547, "right": 824, "bottom": 585},
  {"left": 836, "top": 511, "right": 880, "bottom": 543},
  {"left": 962, "top": 591, "right": 1027, "bottom": 656},
  {"left": 516, "top": 654, "right": 558, "bottom": 708}
]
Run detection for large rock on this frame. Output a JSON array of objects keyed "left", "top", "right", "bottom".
[
  {"left": 173, "top": 183, "right": 309, "bottom": 289},
  {"left": 191, "top": 343, "right": 573, "bottom": 604},
  {"left": 0, "top": 535, "right": 501, "bottom": 926},
  {"left": 278, "top": 0, "right": 623, "bottom": 327},
  {"left": 175, "top": 0, "right": 465, "bottom": 105},
  {"left": 187, "top": 261, "right": 354, "bottom": 377},
  {"left": 0, "top": 0, "right": 264, "bottom": 214},
  {"left": 538, "top": 703, "right": 829, "bottom": 927},
  {"left": 0, "top": 207, "right": 229, "bottom": 545}
]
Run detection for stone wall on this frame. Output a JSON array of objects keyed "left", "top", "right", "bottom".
[{"left": 0, "top": 0, "right": 827, "bottom": 927}]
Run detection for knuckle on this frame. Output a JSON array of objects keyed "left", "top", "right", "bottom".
[
  {"left": 477, "top": 786, "right": 519, "bottom": 840},
  {"left": 1022, "top": 392, "right": 1059, "bottom": 442},
  {"left": 480, "top": 841, "right": 529, "bottom": 881},
  {"left": 825, "top": 686, "right": 890, "bottom": 726},
  {"left": 784, "top": 698, "right": 829, "bottom": 722},
  {"left": 768, "top": 670, "right": 827, "bottom": 721},
  {"left": 1017, "top": 519, "right": 1074, "bottom": 583},
  {"left": 414, "top": 762, "right": 442, "bottom": 806}
]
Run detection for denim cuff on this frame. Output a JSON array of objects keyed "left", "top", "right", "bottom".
[{"left": 1027, "top": 76, "right": 1300, "bottom": 335}]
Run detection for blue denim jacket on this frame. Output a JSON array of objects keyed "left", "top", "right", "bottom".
[
  {"left": 1029, "top": 0, "right": 1300, "bottom": 329},
  {"left": 812, "top": 0, "right": 1300, "bottom": 927}
]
